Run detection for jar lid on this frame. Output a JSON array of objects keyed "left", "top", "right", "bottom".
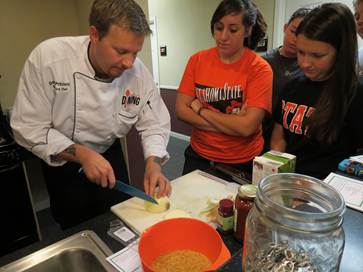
[
  {"left": 219, "top": 198, "right": 234, "bottom": 214},
  {"left": 238, "top": 184, "right": 257, "bottom": 199}
]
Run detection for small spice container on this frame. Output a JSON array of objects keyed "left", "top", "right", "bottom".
[
  {"left": 217, "top": 198, "right": 234, "bottom": 233},
  {"left": 233, "top": 184, "right": 256, "bottom": 242}
]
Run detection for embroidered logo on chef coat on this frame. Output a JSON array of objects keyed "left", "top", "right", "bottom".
[
  {"left": 122, "top": 89, "right": 140, "bottom": 108},
  {"left": 49, "top": 80, "right": 70, "bottom": 92}
]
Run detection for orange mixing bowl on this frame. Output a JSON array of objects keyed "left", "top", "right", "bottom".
[{"left": 138, "top": 217, "right": 231, "bottom": 272}]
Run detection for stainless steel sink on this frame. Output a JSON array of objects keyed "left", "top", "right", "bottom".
[{"left": 1, "top": 230, "right": 118, "bottom": 272}]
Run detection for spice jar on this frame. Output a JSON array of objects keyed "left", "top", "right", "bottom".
[
  {"left": 233, "top": 184, "right": 256, "bottom": 242},
  {"left": 217, "top": 198, "right": 234, "bottom": 233},
  {"left": 243, "top": 173, "right": 345, "bottom": 272}
]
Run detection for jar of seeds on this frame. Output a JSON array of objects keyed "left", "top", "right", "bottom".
[{"left": 243, "top": 173, "right": 345, "bottom": 272}]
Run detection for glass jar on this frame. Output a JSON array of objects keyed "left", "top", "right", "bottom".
[
  {"left": 233, "top": 184, "right": 256, "bottom": 242},
  {"left": 243, "top": 173, "right": 345, "bottom": 272}
]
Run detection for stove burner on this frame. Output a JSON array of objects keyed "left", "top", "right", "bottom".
[
  {"left": 0, "top": 141, "right": 21, "bottom": 172},
  {"left": 0, "top": 137, "right": 6, "bottom": 145}
]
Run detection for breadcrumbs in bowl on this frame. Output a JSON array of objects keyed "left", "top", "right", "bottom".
[
  {"left": 138, "top": 217, "right": 231, "bottom": 272},
  {"left": 152, "top": 249, "right": 212, "bottom": 272}
]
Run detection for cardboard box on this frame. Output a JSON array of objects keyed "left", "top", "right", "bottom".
[{"left": 252, "top": 150, "right": 296, "bottom": 185}]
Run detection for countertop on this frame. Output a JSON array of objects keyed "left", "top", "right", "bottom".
[
  {"left": 1, "top": 175, "right": 363, "bottom": 271},
  {"left": 0, "top": 211, "right": 242, "bottom": 271},
  {"left": 1, "top": 208, "right": 362, "bottom": 271}
]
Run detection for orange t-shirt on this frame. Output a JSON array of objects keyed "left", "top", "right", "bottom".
[{"left": 178, "top": 47, "right": 272, "bottom": 163}]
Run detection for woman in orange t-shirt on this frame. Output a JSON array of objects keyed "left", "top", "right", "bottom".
[{"left": 176, "top": 0, "right": 272, "bottom": 175}]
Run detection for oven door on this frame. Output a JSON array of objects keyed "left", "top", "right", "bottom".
[{"left": 0, "top": 143, "right": 40, "bottom": 257}]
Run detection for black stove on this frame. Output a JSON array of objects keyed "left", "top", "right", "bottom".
[
  {"left": 0, "top": 105, "right": 21, "bottom": 171},
  {"left": 0, "top": 104, "right": 40, "bottom": 256}
]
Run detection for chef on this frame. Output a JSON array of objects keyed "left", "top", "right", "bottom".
[{"left": 10, "top": 0, "right": 171, "bottom": 229}]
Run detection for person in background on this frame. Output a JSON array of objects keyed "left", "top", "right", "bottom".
[
  {"left": 262, "top": 7, "right": 310, "bottom": 150},
  {"left": 10, "top": 0, "right": 171, "bottom": 229},
  {"left": 176, "top": 0, "right": 272, "bottom": 175},
  {"left": 353, "top": 0, "right": 363, "bottom": 75},
  {"left": 270, "top": 3, "right": 363, "bottom": 179}
]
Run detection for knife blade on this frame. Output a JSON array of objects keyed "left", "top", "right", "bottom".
[{"left": 114, "top": 180, "right": 158, "bottom": 204}]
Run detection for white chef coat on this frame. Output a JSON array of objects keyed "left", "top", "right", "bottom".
[{"left": 11, "top": 36, "right": 170, "bottom": 166}]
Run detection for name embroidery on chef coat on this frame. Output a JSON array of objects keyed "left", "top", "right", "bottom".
[
  {"left": 49, "top": 80, "right": 70, "bottom": 92},
  {"left": 122, "top": 89, "right": 140, "bottom": 108}
]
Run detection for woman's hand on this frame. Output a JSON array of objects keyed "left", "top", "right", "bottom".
[
  {"left": 190, "top": 99, "right": 203, "bottom": 114},
  {"left": 270, "top": 123, "right": 287, "bottom": 152},
  {"left": 176, "top": 93, "right": 218, "bottom": 132}
]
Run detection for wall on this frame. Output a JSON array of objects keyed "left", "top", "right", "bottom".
[
  {"left": 135, "top": 0, "right": 153, "bottom": 72},
  {"left": 161, "top": 89, "right": 192, "bottom": 136},
  {"left": 255, "top": 0, "right": 275, "bottom": 51},
  {"left": 74, "top": 0, "right": 93, "bottom": 34},
  {"left": 0, "top": 0, "right": 152, "bottom": 111},
  {"left": 285, "top": 0, "right": 355, "bottom": 22},
  {"left": 0, "top": 0, "right": 79, "bottom": 110},
  {"left": 3, "top": 0, "right": 361, "bottom": 117},
  {"left": 0, "top": 0, "right": 83, "bottom": 212},
  {"left": 148, "top": 0, "right": 219, "bottom": 89},
  {"left": 273, "top": 0, "right": 363, "bottom": 48}
]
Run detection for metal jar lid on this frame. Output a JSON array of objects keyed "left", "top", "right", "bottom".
[{"left": 238, "top": 184, "right": 257, "bottom": 199}]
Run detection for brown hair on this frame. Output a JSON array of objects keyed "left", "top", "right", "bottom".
[
  {"left": 210, "top": 0, "right": 267, "bottom": 50},
  {"left": 287, "top": 7, "right": 311, "bottom": 25},
  {"left": 89, "top": 0, "right": 151, "bottom": 39},
  {"left": 297, "top": 3, "right": 358, "bottom": 144}
]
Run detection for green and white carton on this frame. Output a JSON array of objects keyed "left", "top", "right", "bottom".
[{"left": 252, "top": 150, "right": 296, "bottom": 185}]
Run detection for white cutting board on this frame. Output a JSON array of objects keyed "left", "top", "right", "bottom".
[{"left": 111, "top": 170, "right": 238, "bottom": 234}]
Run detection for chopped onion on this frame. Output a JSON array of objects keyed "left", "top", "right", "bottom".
[{"left": 144, "top": 195, "right": 170, "bottom": 213}]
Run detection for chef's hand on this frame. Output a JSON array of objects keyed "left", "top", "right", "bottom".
[
  {"left": 79, "top": 147, "right": 116, "bottom": 189},
  {"left": 56, "top": 144, "right": 115, "bottom": 188},
  {"left": 144, "top": 156, "right": 171, "bottom": 198}
]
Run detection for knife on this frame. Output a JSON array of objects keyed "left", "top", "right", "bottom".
[{"left": 114, "top": 180, "right": 158, "bottom": 204}]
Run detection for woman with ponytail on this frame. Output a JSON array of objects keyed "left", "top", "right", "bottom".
[{"left": 176, "top": 0, "right": 272, "bottom": 175}]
